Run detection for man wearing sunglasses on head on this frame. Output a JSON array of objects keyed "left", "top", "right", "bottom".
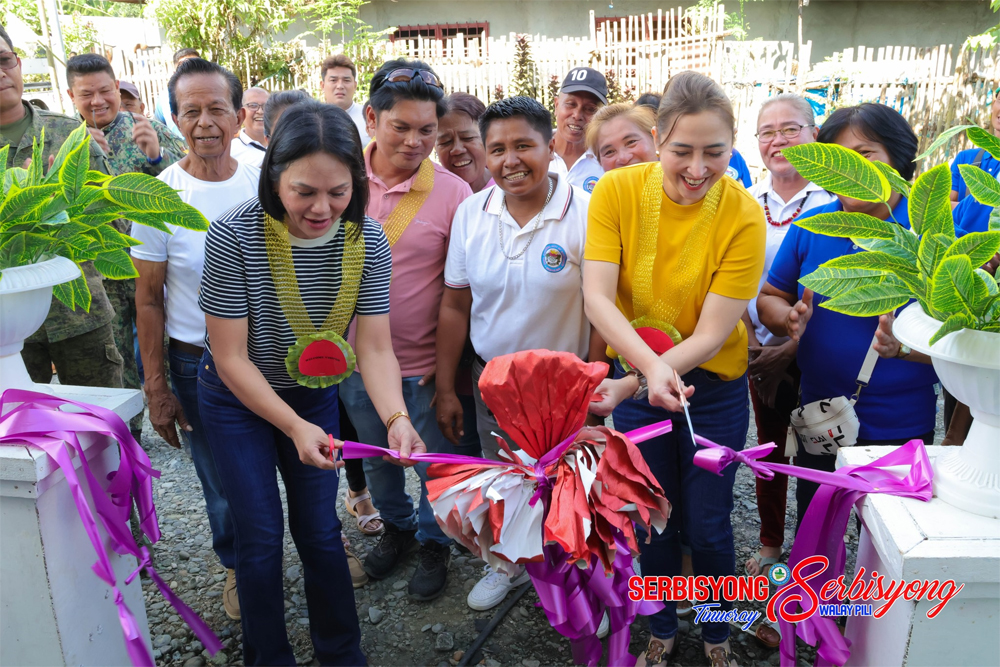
[
  {"left": 1, "top": 25, "right": 127, "bottom": 396},
  {"left": 230, "top": 86, "right": 268, "bottom": 168},
  {"left": 340, "top": 59, "right": 473, "bottom": 602}
]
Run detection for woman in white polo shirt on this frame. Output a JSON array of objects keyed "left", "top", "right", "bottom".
[{"left": 435, "top": 96, "right": 606, "bottom": 614}]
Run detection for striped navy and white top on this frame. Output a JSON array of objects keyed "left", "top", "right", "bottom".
[{"left": 198, "top": 199, "right": 392, "bottom": 390}]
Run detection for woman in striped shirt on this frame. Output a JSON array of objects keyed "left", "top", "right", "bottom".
[{"left": 197, "top": 101, "right": 423, "bottom": 665}]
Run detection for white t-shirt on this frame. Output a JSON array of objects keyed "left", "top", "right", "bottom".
[
  {"left": 345, "top": 102, "right": 370, "bottom": 146},
  {"left": 444, "top": 173, "right": 591, "bottom": 362},
  {"left": 748, "top": 174, "right": 837, "bottom": 347},
  {"left": 131, "top": 161, "right": 261, "bottom": 346},
  {"left": 230, "top": 130, "right": 266, "bottom": 169},
  {"left": 550, "top": 149, "right": 604, "bottom": 194}
]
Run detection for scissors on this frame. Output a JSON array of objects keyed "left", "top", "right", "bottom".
[{"left": 674, "top": 370, "right": 696, "bottom": 447}]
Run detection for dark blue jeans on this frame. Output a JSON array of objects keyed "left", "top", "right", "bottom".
[
  {"left": 612, "top": 367, "right": 749, "bottom": 645},
  {"left": 169, "top": 346, "right": 235, "bottom": 569},
  {"left": 197, "top": 354, "right": 365, "bottom": 666}
]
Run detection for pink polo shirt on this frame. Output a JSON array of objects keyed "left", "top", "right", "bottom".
[{"left": 357, "top": 143, "right": 473, "bottom": 377}]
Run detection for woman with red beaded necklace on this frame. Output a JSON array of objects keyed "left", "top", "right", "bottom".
[{"left": 741, "top": 94, "right": 835, "bottom": 597}]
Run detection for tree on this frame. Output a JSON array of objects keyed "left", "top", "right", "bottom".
[
  {"left": 145, "top": 0, "right": 301, "bottom": 86},
  {"left": 510, "top": 34, "right": 538, "bottom": 99}
]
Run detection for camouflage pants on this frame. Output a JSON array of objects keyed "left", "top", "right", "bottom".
[
  {"left": 104, "top": 277, "right": 143, "bottom": 436},
  {"left": 22, "top": 322, "right": 124, "bottom": 389}
]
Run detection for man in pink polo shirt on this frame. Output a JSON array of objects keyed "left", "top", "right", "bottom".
[{"left": 340, "top": 59, "right": 473, "bottom": 602}]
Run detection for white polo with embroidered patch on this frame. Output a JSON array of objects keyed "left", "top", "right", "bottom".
[{"left": 445, "top": 173, "right": 591, "bottom": 362}]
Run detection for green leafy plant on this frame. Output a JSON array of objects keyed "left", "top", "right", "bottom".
[
  {"left": 510, "top": 35, "right": 539, "bottom": 99},
  {"left": 1, "top": 123, "right": 208, "bottom": 311},
  {"left": 781, "top": 130, "right": 1000, "bottom": 345}
]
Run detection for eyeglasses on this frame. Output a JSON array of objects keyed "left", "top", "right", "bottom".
[
  {"left": 0, "top": 53, "right": 21, "bottom": 71},
  {"left": 756, "top": 124, "right": 814, "bottom": 142},
  {"left": 378, "top": 68, "right": 442, "bottom": 90},
  {"left": 244, "top": 102, "right": 264, "bottom": 111}
]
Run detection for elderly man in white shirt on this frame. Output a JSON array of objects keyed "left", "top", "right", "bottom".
[
  {"left": 549, "top": 67, "right": 606, "bottom": 193},
  {"left": 742, "top": 94, "right": 836, "bottom": 607},
  {"left": 230, "top": 86, "right": 268, "bottom": 168}
]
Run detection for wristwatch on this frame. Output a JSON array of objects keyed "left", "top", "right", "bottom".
[
  {"left": 896, "top": 343, "right": 911, "bottom": 359},
  {"left": 630, "top": 369, "right": 649, "bottom": 401}
]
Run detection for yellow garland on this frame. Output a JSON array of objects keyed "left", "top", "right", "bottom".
[
  {"left": 263, "top": 214, "right": 366, "bottom": 339},
  {"left": 382, "top": 158, "right": 435, "bottom": 247},
  {"left": 632, "top": 163, "right": 724, "bottom": 330}
]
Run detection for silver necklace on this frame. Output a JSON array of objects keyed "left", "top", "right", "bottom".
[{"left": 498, "top": 176, "right": 555, "bottom": 261}]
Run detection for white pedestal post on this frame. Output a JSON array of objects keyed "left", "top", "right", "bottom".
[
  {"left": 0, "top": 385, "right": 149, "bottom": 667},
  {"left": 838, "top": 446, "right": 1000, "bottom": 667}
]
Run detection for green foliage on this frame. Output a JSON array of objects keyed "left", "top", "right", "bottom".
[
  {"left": 780, "top": 142, "right": 891, "bottom": 203},
  {"left": 0, "top": 126, "right": 208, "bottom": 312},
  {"left": 781, "top": 135, "right": 1000, "bottom": 345},
  {"left": 605, "top": 69, "right": 635, "bottom": 104},
  {"left": 146, "top": 0, "right": 299, "bottom": 86},
  {"left": 510, "top": 35, "right": 539, "bottom": 99}
]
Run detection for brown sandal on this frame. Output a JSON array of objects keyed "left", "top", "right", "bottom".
[
  {"left": 708, "top": 646, "right": 738, "bottom": 667},
  {"left": 640, "top": 636, "right": 676, "bottom": 666},
  {"left": 754, "top": 621, "right": 781, "bottom": 648}
]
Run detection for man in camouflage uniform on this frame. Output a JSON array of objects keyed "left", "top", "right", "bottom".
[
  {"left": 65, "top": 53, "right": 187, "bottom": 439},
  {"left": 1, "top": 25, "right": 125, "bottom": 392}
]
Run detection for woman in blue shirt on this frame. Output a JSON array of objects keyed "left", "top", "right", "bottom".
[{"left": 756, "top": 103, "right": 938, "bottom": 526}]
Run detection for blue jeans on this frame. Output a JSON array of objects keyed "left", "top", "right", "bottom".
[
  {"left": 197, "top": 354, "right": 365, "bottom": 666},
  {"left": 612, "top": 367, "right": 749, "bottom": 645},
  {"left": 169, "top": 347, "right": 235, "bottom": 569},
  {"left": 339, "top": 373, "right": 452, "bottom": 546}
]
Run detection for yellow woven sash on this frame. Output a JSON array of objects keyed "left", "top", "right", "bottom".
[
  {"left": 631, "top": 163, "right": 724, "bottom": 331},
  {"left": 382, "top": 158, "right": 435, "bottom": 247},
  {"left": 264, "top": 214, "right": 365, "bottom": 338}
]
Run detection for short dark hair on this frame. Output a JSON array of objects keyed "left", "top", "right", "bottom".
[
  {"left": 173, "top": 48, "right": 199, "bottom": 65},
  {"left": 479, "top": 96, "right": 553, "bottom": 145},
  {"left": 167, "top": 58, "right": 242, "bottom": 117},
  {"left": 368, "top": 58, "right": 446, "bottom": 117},
  {"left": 263, "top": 89, "right": 311, "bottom": 138},
  {"left": 259, "top": 100, "right": 368, "bottom": 232},
  {"left": 443, "top": 92, "right": 487, "bottom": 123},
  {"left": 0, "top": 24, "right": 13, "bottom": 51},
  {"left": 66, "top": 53, "right": 116, "bottom": 87},
  {"left": 817, "top": 103, "right": 918, "bottom": 181},
  {"left": 321, "top": 54, "right": 357, "bottom": 80},
  {"left": 635, "top": 92, "right": 661, "bottom": 110}
]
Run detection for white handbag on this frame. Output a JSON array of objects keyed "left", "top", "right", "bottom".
[{"left": 787, "top": 334, "right": 879, "bottom": 457}]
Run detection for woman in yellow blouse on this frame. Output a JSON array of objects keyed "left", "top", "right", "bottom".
[{"left": 583, "top": 71, "right": 765, "bottom": 667}]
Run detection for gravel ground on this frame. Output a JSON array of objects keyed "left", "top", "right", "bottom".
[{"left": 141, "top": 394, "right": 946, "bottom": 667}]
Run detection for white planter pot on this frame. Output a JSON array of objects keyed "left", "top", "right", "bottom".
[
  {"left": 894, "top": 302, "right": 1000, "bottom": 518},
  {"left": 0, "top": 257, "right": 82, "bottom": 394}
]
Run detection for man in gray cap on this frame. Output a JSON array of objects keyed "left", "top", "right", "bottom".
[
  {"left": 118, "top": 80, "right": 145, "bottom": 115},
  {"left": 551, "top": 66, "right": 607, "bottom": 193}
]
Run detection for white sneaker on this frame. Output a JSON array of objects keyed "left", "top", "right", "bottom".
[
  {"left": 467, "top": 564, "right": 530, "bottom": 611},
  {"left": 597, "top": 611, "right": 610, "bottom": 639}
]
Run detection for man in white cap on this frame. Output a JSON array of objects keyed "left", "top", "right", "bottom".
[{"left": 550, "top": 66, "right": 607, "bottom": 193}]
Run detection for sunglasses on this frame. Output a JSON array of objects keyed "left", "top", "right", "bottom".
[
  {"left": 378, "top": 68, "right": 442, "bottom": 91},
  {"left": 0, "top": 53, "right": 21, "bottom": 71}
]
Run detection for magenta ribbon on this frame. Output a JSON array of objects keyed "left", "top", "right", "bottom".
[
  {"left": 0, "top": 389, "right": 222, "bottom": 666},
  {"left": 692, "top": 435, "right": 933, "bottom": 667},
  {"left": 342, "top": 421, "right": 674, "bottom": 667}
]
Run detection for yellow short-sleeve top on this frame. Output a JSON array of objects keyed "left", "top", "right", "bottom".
[{"left": 585, "top": 162, "right": 766, "bottom": 381}]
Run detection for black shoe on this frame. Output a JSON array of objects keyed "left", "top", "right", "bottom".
[
  {"left": 407, "top": 541, "right": 452, "bottom": 601},
  {"left": 363, "top": 523, "right": 418, "bottom": 579}
]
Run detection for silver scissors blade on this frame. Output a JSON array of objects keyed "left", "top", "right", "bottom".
[{"left": 674, "top": 370, "right": 696, "bottom": 447}]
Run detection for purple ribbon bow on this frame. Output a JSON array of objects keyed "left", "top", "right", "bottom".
[
  {"left": 0, "top": 389, "right": 222, "bottom": 667},
  {"left": 692, "top": 435, "right": 933, "bottom": 667}
]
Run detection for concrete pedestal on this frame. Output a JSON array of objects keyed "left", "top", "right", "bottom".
[
  {"left": 0, "top": 385, "right": 148, "bottom": 667},
  {"left": 838, "top": 445, "right": 1000, "bottom": 667}
]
